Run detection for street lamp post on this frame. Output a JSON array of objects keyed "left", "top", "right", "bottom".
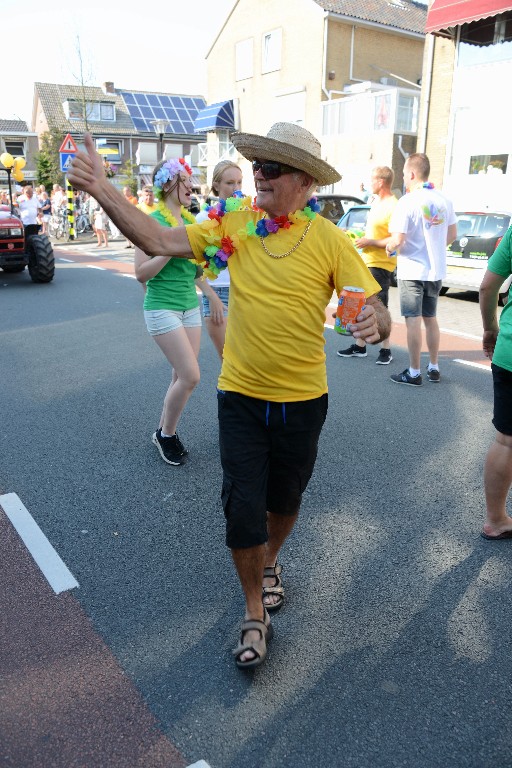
[
  {"left": 150, "top": 119, "right": 168, "bottom": 162},
  {"left": 0, "top": 153, "right": 25, "bottom": 215}
]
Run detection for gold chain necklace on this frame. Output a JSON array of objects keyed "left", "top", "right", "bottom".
[{"left": 259, "top": 218, "right": 313, "bottom": 259}]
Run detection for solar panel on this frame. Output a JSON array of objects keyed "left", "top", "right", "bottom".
[{"left": 120, "top": 91, "right": 206, "bottom": 134}]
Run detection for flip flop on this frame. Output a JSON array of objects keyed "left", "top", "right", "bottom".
[
  {"left": 232, "top": 610, "right": 273, "bottom": 670},
  {"left": 480, "top": 529, "right": 512, "bottom": 540}
]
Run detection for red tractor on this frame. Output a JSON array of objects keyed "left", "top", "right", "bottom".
[{"left": 0, "top": 204, "right": 55, "bottom": 282}]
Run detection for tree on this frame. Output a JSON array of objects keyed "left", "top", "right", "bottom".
[
  {"left": 35, "top": 127, "right": 64, "bottom": 190},
  {"left": 119, "top": 159, "right": 138, "bottom": 195}
]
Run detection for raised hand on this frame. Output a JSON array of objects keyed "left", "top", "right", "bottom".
[{"left": 67, "top": 133, "right": 106, "bottom": 196}]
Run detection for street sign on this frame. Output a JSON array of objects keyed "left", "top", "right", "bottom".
[
  {"left": 59, "top": 134, "right": 78, "bottom": 154},
  {"left": 60, "top": 153, "right": 75, "bottom": 173}
]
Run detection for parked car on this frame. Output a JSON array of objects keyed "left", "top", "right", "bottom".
[
  {"left": 316, "top": 193, "right": 364, "bottom": 224},
  {"left": 336, "top": 204, "right": 371, "bottom": 234},
  {"left": 443, "top": 211, "right": 512, "bottom": 302},
  {"left": 336, "top": 203, "right": 398, "bottom": 287}
]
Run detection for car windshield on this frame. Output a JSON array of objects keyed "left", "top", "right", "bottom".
[
  {"left": 456, "top": 213, "right": 511, "bottom": 238},
  {"left": 343, "top": 208, "right": 369, "bottom": 229}
]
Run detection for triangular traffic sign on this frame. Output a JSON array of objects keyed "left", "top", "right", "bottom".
[{"left": 59, "top": 133, "right": 78, "bottom": 153}]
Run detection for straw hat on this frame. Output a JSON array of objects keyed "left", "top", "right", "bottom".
[{"left": 231, "top": 122, "right": 341, "bottom": 186}]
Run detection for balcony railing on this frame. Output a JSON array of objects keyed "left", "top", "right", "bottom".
[
  {"left": 196, "top": 141, "right": 238, "bottom": 167},
  {"left": 322, "top": 87, "right": 419, "bottom": 137}
]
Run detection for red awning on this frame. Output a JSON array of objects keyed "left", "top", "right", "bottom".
[{"left": 425, "top": 0, "right": 512, "bottom": 33}]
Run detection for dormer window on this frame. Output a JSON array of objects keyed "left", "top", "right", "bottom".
[{"left": 63, "top": 100, "right": 115, "bottom": 121}]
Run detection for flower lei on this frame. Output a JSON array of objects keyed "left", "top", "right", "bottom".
[
  {"left": 196, "top": 195, "right": 320, "bottom": 280},
  {"left": 156, "top": 200, "right": 196, "bottom": 228},
  {"left": 422, "top": 182, "right": 435, "bottom": 189},
  {"left": 153, "top": 158, "right": 192, "bottom": 200}
]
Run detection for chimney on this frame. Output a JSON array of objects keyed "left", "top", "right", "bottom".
[{"left": 102, "top": 82, "right": 115, "bottom": 94}]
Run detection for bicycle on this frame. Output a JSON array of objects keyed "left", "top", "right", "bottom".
[
  {"left": 48, "top": 210, "right": 68, "bottom": 239},
  {"left": 75, "top": 210, "right": 92, "bottom": 234}
]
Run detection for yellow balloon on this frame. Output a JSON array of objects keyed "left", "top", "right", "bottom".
[
  {"left": 0, "top": 152, "right": 14, "bottom": 168},
  {"left": 13, "top": 156, "right": 26, "bottom": 170},
  {"left": 13, "top": 170, "right": 24, "bottom": 182}
]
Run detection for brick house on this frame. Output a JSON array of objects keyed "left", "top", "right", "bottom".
[
  {"left": 32, "top": 81, "right": 207, "bottom": 190},
  {"left": 194, "top": 0, "right": 427, "bottom": 195},
  {"left": 0, "top": 120, "right": 39, "bottom": 189},
  {"left": 420, "top": 1, "right": 512, "bottom": 209}
]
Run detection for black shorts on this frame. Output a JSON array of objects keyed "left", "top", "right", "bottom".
[
  {"left": 217, "top": 391, "right": 328, "bottom": 549},
  {"left": 368, "top": 266, "right": 393, "bottom": 308},
  {"left": 492, "top": 363, "right": 512, "bottom": 436}
]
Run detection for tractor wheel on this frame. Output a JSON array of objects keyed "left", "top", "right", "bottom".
[
  {"left": 27, "top": 235, "right": 55, "bottom": 283},
  {"left": 1, "top": 264, "right": 26, "bottom": 273}
]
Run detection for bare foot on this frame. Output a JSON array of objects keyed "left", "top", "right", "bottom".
[{"left": 482, "top": 520, "right": 512, "bottom": 539}]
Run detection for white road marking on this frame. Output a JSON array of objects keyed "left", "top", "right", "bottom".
[
  {"left": 87, "top": 265, "right": 106, "bottom": 270},
  {"left": 452, "top": 358, "right": 491, "bottom": 371},
  {"left": 186, "top": 762, "right": 212, "bottom": 768},
  {"left": 0, "top": 492, "right": 79, "bottom": 594},
  {"left": 440, "top": 328, "right": 481, "bottom": 340},
  {"left": 120, "top": 273, "right": 136, "bottom": 279},
  {"left": 58, "top": 258, "right": 74, "bottom": 263}
]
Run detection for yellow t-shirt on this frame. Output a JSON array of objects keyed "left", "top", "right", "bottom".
[
  {"left": 187, "top": 211, "right": 381, "bottom": 401},
  {"left": 361, "top": 195, "right": 398, "bottom": 271},
  {"left": 137, "top": 202, "right": 158, "bottom": 215}
]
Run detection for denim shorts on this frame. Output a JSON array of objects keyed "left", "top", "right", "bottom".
[
  {"left": 202, "top": 286, "right": 229, "bottom": 318},
  {"left": 492, "top": 363, "right": 512, "bottom": 436},
  {"left": 217, "top": 390, "right": 328, "bottom": 549},
  {"left": 143, "top": 307, "right": 202, "bottom": 336},
  {"left": 399, "top": 279, "right": 442, "bottom": 318}
]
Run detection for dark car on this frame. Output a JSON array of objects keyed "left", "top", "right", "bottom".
[
  {"left": 316, "top": 193, "right": 365, "bottom": 224},
  {"left": 443, "top": 211, "right": 512, "bottom": 300}
]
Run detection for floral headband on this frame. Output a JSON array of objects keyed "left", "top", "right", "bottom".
[{"left": 153, "top": 158, "right": 192, "bottom": 197}]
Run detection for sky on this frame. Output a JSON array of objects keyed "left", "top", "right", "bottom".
[{"left": 2, "top": 0, "right": 237, "bottom": 125}]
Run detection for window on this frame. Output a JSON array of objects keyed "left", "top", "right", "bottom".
[
  {"left": 95, "top": 139, "right": 122, "bottom": 164},
  {"left": 64, "top": 100, "right": 115, "bottom": 122},
  {"left": 163, "top": 144, "right": 183, "bottom": 160},
  {"left": 459, "top": 12, "right": 512, "bottom": 66},
  {"left": 4, "top": 140, "right": 24, "bottom": 156},
  {"left": 396, "top": 94, "right": 418, "bottom": 133},
  {"left": 236, "top": 38, "right": 253, "bottom": 81},
  {"left": 469, "top": 154, "right": 508, "bottom": 175},
  {"left": 136, "top": 142, "right": 158, "bottom": 165},
  {"left": 262, "top": 28, "right": 282, "bottom": 74}
]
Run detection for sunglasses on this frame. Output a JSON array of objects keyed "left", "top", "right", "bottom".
[{"left": 252, "top": 159, "right": 297, "bottom": 180}]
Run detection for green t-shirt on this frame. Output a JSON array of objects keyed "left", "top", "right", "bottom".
[
  {"left": 487, "top": 226, "right": 512, "bottom": 372},
  {"left": 143, "top": 209, "right": 198, "bottom": 311}
]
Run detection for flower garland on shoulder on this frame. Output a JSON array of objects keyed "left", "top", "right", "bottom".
[{"left": 195, "top": 194, "right": 320, "bottom": 279}]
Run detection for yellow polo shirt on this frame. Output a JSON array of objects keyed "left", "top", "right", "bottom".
[{"left": 186, "top": 212, "right": 380, "bottom": 401}]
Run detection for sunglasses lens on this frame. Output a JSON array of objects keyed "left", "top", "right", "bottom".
[{"left": 252, "top": 160, "right": 281, "bottom": 179}]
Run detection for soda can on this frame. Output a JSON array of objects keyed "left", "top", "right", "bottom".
[{"left": 334, "top": 286, "right": 366, "bottom": 335}]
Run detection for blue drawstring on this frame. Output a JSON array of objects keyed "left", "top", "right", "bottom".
[{"left": 265, "top": 402, "right": 286, "bottom": 425}]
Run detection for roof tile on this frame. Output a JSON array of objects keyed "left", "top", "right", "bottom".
[{"left": 314, "top": 0, "right": 427, "bottom": 34}]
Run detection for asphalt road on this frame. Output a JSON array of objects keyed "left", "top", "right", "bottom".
[{"left": 1, "top": 248, "right": 511, "bottom": 768}]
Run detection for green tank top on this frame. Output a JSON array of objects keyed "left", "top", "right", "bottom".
[{"left": 143, "top": 208, "right": 199, "bottom": 311}]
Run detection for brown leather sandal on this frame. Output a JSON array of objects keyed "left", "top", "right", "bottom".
[
  {"left": 232, "top": 610, "right": 274, "bottom": 670},
  {"left": 262, "top": 563, "right": 284, "bottom": 613}
]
